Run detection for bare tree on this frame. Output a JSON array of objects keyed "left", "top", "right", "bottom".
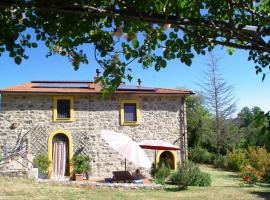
[{"left": 198, "top": 53, "right": 237, "bottom": 156}]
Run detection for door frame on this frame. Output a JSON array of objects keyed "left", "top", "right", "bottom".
[
  {"left": 48, "top": 129, "right": 73, "bottom": 178},
  {"left": 156, "top": 150, "right": 179, "bottom": 170}
]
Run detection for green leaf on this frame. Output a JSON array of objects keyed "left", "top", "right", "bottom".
[
  {"left": 101, "top": 51, "right": 107, "bottom": 57},
  {"left": 186, "top": 59, "right": 192, "bottom": 66},
  {"left": 227, "top": 48, "right": 235, "bottom": 55},
  {"left": 262, "top": 73, "right": 266, "bottom": 81},
  {"left": 131, "top": 50, "right": 138, "bottom": 58},
  {"left": 161, "top": 59, "right": 166, "bottom": 68},
  {"left": 36, "top": 34, "right": 41, "bottom": 40},
  {"left": 15, "top": 56, "right": 22, "bottom": 65},
  {"left": 160, "top": 34, "right": 167, "bottom": 41},
  {"left": 32, "top": 43, "right": 38, "bottom": 48},
  {"left": 169, "top": 32, "right": 177, "bottom": 39},
  {"left": 132, "top": 40, "right": 139, "bottom": 48},
  {"left": 125, "top": 53, "right": 131, "bottom": 60}
]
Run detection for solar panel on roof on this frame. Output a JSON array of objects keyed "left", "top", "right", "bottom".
[
  {"left": 32, "top": 83, "right": 90, "bottom": 88},
  {"left": 118, "top": 85, "right": 156, "bottom": 91}
]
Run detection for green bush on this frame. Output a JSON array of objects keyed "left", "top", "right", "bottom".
[
  {"left": 225, "top": 148, "right": 248, "bottom": 171},
  {"left": 169, "top": 161, "right": 211, "bottom": 189},
  {"left": 241, "top": 166, "right": 262, "bottom": 186},
  {"left": 247, "top": 146, "right": 270, "bottom": 170},
  {"left": 189, "top": 146, "right": 215, "bottom": 164},
  {"left": 213, "top": 156, "right": 226, "bottom": 169},
  {"left": 150, "top": 163, "right": 157, "bottom": 177},
  {"left": 263, "top": 168, "right": 270, "bottom": 183},
  {"left": 33, "top": 153, "right": 51, "bottom": 175},
  {"left": 72, "top": 155, "right": 91, "bottom": 174},
  {"left": 154, "top": 163, "right": 170, "bottom": 185},
  {"left": 191, "top": 171, "right": 212, "bottom": 186},
  {"left": 246, "top": 146, "right": 270, "bottom": 183}
]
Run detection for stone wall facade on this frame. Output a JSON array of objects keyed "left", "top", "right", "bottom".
[{"left": 0, "top": 93, "right": 187, "bottom": 177}]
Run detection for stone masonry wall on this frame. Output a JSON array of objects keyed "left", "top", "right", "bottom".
[{"left": 0, "top": 94, "right": 186, "bottom": 177}]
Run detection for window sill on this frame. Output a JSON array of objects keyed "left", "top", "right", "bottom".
[
  {"left": 121, "top": 121, "right": 140, "bottom": 126},
  {"left": 53, "top": 118, "right": 74, "bottom": 123}
]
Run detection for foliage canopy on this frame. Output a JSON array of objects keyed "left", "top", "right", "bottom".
[{"left": 0, "top": 1, "right": 270, "bottom": 88}]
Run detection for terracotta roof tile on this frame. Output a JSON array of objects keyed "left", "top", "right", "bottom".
[{"left": 0, "top": 81, "right": 193, "bottom": 95}]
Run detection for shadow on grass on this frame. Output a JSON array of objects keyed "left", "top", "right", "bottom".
[
  {"left": 164, "top": 187, "right": 182, "bottom": 192},
  {"left": 227, "top": 174, "right": 240, "bottom": 179},
  {"left": 250, "top": 191, "right": 270, "bottom": 200},
  {"left": 256, "top": 183, "right": 270, "bottom": 188}
]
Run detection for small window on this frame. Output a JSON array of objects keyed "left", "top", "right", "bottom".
[
  {"left": 120, "top": 100, "right": 140, "bottom": 125},
  {"left": 53, "top": 96, "right": 74, "bottom": 122},
  {"left": 57, "top": 100, "right": 71, "bottom": 119},
  {"left": 124, "top": 103, "right": 137, "bottom": 122}
]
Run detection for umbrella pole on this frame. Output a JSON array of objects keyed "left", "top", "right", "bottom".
[
  {"left": 155, "top": 150, "right": 157, "bottom": 170},
  {"left": 125, "top": 158, "right": 127, "bottom": 183}
]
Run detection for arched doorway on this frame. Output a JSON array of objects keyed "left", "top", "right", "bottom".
[
  {"left": 159, "top": 151, "right": 175, "bottom": 169},
  {"left": 48, "top": 130, "right": 73, "bottom": 179},
  {"left": 156, "top": 150, "right": 178, "bottom": 170},
  {"left": 52, "top": 133, "right": 69, "bottom": 179}
]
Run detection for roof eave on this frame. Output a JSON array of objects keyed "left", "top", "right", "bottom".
[{"left": 0, "top": 91, "right": 193, "bottom": 95}]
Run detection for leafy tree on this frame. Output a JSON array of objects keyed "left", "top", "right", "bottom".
[
  {"left": 186, "top": 95, "right": 213, "bottom": 148},
  {"left": 220, "top": 118, "right": 245, "bottom": 151},
  {"left": 198, "top": 53, "right": 237, "bottom": 155},
  {"left": 237, "top": 106, "right": 270, "bottom": 151},
  {"left": 186, "top": 94, "right": 243, "bottom": 153},
  {"left": 0, "top": 1, "right": 270, "bottom": 90},
  {"left": 238, "top": 107, "right": 254, "bottom": 127}
]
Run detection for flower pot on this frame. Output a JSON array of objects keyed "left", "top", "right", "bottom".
[
  {"left": 37, "top": 169, "right": 48, "bottom": 179},
  {"left": 86, "top": 171, "right": 91, "bottom": 180},
  {"left": 75, "top": 173, "right": 84, "bottom": 181}
]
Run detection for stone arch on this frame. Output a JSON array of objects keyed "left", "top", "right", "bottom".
[
  {"left": 156, "top": 150, "right": 178, "bottom": 170},
  {"left": 48, "top": 130, "right": 73, "bottom": 178}
]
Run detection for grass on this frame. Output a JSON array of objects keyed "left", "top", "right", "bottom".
[{"left": 0, "top": 165, "right": 269, "bottom": 200}]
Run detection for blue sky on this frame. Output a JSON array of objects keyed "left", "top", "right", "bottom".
[{"left": 0, "top": 41, "right": 269, "bottom": 113}]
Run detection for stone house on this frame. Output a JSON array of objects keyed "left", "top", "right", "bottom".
[{"left": 0, "top": 79, "right": 192, "bottom": 179}]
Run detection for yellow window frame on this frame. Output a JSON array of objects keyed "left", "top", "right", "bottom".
[
  {"left": 53, "top": 96, "right": 74, "bottom": 122},
  {"left": 120, "top": 99, "right": 140, "bottom": 126}
]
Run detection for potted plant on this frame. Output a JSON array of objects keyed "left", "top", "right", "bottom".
[
  {"left": 33, "top": 153, "right": 51, "bottom": 179},
  {"left": 72, "top": 155, "right": 91, "bottom": 181}
]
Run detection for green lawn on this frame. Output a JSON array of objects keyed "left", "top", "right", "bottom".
[{"left": 0, "top": 165, "right": 269, "bottom": 200}]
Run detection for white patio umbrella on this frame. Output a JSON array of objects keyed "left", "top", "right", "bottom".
[{"left": 100, "top": 130, "right": 151, "bottom": 172}]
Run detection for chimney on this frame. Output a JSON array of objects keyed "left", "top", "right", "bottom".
[
  {"left": 94, "top": 69, "right": 101, "bottom": 81},
  {"left": 96, "top": 69, "right": 101, "bottom": 78},
  {"left": 138, "top": 79, "right": 142, "bottom": 86},
  {"left": 92, "top": 68, "right": 101, "bottom": 89}
]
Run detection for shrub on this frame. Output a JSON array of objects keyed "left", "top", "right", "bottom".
[
  {"left": 246, "top": 146, "right": 270, "bottom": 183},
  {"left": 213, "top": 156, "right": 226, "bottom": 169},
  {"left": 263, "top": 168, "right": 270, "bottom": 183},
  {"left": 225, "top": 148, "right": 248, "bottom": 171},
  {"left": 241, "top": 166, "right": 263, "bottom": 186},
  {"left": 247, "top": 146, "right": 269, "bottom": 170},
  {"left": 189, "top": 146, "right": 215, "bottom": 164},
  {"left": 154, "top": 163, "right": 170, "bottom": 185},
  {"left": 169, "top": 161, "right": 211, "bottom": 189},
  {"left": 33, "top": 153, "right": 51, "bottom": 175},
  {"left": 72, "top": 155, "right": 91, "bottom": 174},
  {"left": 191, "top": 171, "right": 212, "bottom": 186},
  {"left": 150, "top": 163, "right": 157, "bottom": 177}
]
